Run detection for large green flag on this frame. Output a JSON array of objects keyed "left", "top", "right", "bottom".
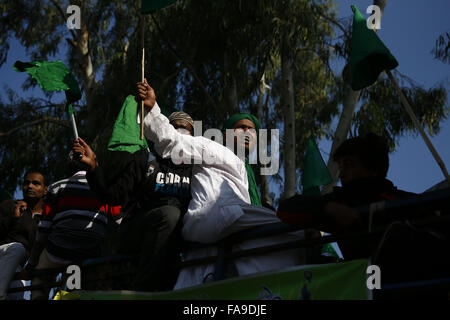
[
  {"left": 349, "top": 5, "right": 399, "bottom": 91},
  {"left": 57, "top": 259, "right": 370, "bottom": 300},
  {"left": 302, "top": 135, "right": 332, "bottom": 196},
  {"left": 108, "top": 95, "right": 175, "bottom": 154},
  {"left": 108, "top": 95, "right": 149, "bottom": 154},
  {"left": 141, "top": 0, "right": 177, "bottom": 14}
]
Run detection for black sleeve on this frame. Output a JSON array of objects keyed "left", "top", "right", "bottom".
[
  {"left": 86, "top": 153, "right": 147, "bottom": 206},
  {"left": 277, "top": 193, "right": 336, "bottom": 231},
  {"left": 7, "top": 211, "right": 36, "bottom": 253}
]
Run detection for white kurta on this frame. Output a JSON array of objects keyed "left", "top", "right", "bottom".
[
  {"left": 143, "top": 103, "right": 251, "bottom": 243},
  {"left": 142, "top": 103, "right": 305, "bottom": 289}
]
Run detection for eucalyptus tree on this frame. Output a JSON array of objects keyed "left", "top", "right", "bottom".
[{"left": 0, "top": 0, "right": 341, "bottom": 202}]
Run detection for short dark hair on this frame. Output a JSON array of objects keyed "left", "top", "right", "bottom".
[
  {"left": 333, "top": 133, "right": 389, "bottom": 178},
  {"left": 23, "top": 171, "right": 47, "bottom": 186}
]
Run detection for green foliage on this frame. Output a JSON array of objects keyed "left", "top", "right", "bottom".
[
  {"left": 0, "top": 93, "right": 75, "bottom": 190},
  {"left": 432, "top": 32, "right": 450, "bottom": 64},
  {"left": 355, "top": 74, "right": 449, "bottom": 150}
]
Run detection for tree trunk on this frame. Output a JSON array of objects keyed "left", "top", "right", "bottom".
[
  {"left": 223, "top": 51, "right": 239, "bottom": 113},
  {"left": 66, "top": 20, "right": 98, "bottom": 138},
  {"left": 75, "top": 24, "right": 97, "bottom": 109},
  {"left": 323, "top": 0, "right": 387, "bottom": 194},
  {"left": 323, "top": 88, "right": 361, "bottom": 193},
  {"left": 227, "top": 75, "right": 239, "bottom": 113},
  {"left": 257, "top": 73, "right": 271, "bottom": 205},
  {"left": 281, "top": 39, "right": 296, "bottom": 200}
]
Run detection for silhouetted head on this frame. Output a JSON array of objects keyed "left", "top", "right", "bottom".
[{"left": 333, "top": 133, "right": 389, "bottom": 186}]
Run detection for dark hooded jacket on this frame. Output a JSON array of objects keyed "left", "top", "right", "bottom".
[{"left": 86, "top": 149, "right": 192, "bottom": 222}]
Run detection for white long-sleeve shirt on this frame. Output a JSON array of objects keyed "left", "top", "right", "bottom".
[
  {"left": 142, "top": 103, "right": 306, "bottom": 290},
  {"left": 142, "top": 103, "right": 251, "bottom": 243}
]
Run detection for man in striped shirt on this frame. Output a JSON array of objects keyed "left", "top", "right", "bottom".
[{"left": 22, "top": 159, "right": 121, "bottom": 300}]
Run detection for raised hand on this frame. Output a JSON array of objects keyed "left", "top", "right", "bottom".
[
  {"left": 72, "top": 137, "right": 98, "bottom": 171},
  {"left": 136, "top": 78, "right": 156, "bottom": 109}
]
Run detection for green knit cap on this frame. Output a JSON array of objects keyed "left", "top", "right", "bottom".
[{"left": 221, "top": 113, "right": 261, "bottom": 131}]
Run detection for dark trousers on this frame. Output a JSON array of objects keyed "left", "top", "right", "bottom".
[{"left": 116, "top": 205, "right": 183, "bottom": 292}]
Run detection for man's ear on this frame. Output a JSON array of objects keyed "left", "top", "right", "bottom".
[{"left": 43, "top": 186, "right": 48, "bottom": 196}]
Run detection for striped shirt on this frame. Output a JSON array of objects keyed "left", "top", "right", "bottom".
[{"left": 36, "top": 171, "right": 121, "bottom": 261}]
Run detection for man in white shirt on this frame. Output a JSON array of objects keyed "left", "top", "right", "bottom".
[{"left": 137, "top": 79, "right": 305, "bottom": 289}]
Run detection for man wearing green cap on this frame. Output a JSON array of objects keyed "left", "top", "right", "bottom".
[
  {"left": 221, "top": 113, "right": 262, "bottom": 208},
  {"left": 137, "top": 79, "right": 305, "bottom": 289}
]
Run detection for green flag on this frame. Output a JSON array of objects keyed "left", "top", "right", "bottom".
[
  {"left": 108, "top": 95, "right": 149, "bottom": 154},
  {"left": 141, "top": 0, "right": 177, "bottom": 14},
  {"left": 14, "top": 60, "right": 82, "bottom": 138},
  {"left": 13, "top": 60, "right": 81, "bottom": 103},
  {"left": 302, "top": 135, "right": 332, "bottom": 196},
  {"left": 349, "top": 5, "right": 399, "bottom": 91},
  {"left": 321, "top": 237, "right": 341, "bottom": 260},
  {"left": 108, "top": 95, "right": 175, "bottom": 153}
]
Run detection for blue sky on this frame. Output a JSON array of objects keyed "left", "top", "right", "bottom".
[
  {"left": 319, "top": 0, "right": 450, "bottom": 193},
  {"left": 0, "top": 0, "right": 449, "bottom": 197}
]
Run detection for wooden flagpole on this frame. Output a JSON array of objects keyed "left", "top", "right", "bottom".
[
  {"left": 386, "top": 69, "right": 450, "bottom": 185},
  {"left": 140, "top": 15, "right": 145, "bottom": 140}
]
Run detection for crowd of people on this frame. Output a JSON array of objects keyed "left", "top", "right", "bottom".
[{"left": 1, "top": 79, "right": 439, "bottom": 300}]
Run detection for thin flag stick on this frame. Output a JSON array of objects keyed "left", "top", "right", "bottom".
[
  {"left": 67, "top": 103, "right": 79, "bottom": 140},
  {"left": 386, "top": 69, "right": 450, "bottom": 185},
  {"left": 70, "top": 113, "right": 79, "bottom": 140},
  {"left": 140, "top": 15, "right": 145, "bottom": 140}
]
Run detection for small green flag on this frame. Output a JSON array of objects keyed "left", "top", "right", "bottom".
[
  {"left": 321, "top": 242, "right": 340, "bottom": 259},
  {"left": 14, "top": 60, "right": 81, "bottom": 139},
  {"left": 108, "top": 95, "right": 149, "bottom": 154},
  {"left": 141, "top": 0, "right": 177, "bottom": 14},
  {"left": 349, "top": 5, "right": 399, "bottom": 91},
  {"left": 13, "top": 60, "right": 81, "bottom": 104},
  {"left": 302, "top": 135, "right": 332, "bottom": 196}
]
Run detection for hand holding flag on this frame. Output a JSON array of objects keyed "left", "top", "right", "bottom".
[
  {"left": 138, "top": 0, "right": 178, "bottom": 139},
  {"left": 72, "top": 137, "right": 97, "bottom": 171},
  {"left": 136, "top": 78, "right": 156, "bottom": 110}
]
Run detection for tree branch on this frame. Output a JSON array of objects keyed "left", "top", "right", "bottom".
[
  {"left": 49, "top": 0, "right": 77, "bottom": 39},
  {"left": 0, "top": 117, "right": 70, "bottom": 138},
  {"left": 66, "top": 37, "right": 78, "bottom": 48},
  {"left": 313, "top": 9, "right": 349, "bottom": 40},
  {"left": 150, "top": 14, "right": 218, "bottom": 110}
]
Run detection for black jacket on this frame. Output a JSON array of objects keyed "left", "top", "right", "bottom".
[
  {"left": 87, "top": 150, "right": 193, "bottom": 222},
  {"left": 278, "top": 177, "right": 417, "bottom": 260}
]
